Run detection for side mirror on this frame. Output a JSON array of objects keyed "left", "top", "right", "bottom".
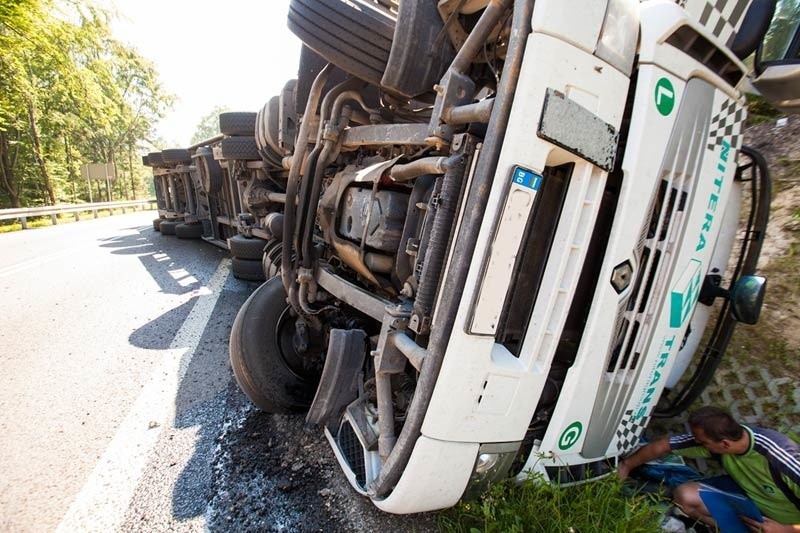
[
  {"left": 751, "top": 65, "right": 800, "bottom": 114},
  {"left": 730, "top": 275, "right": 767, "bottom": 325}
]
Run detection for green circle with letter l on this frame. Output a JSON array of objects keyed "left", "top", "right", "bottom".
[
  {"left": 558, "top": 421, "right": 583, "bottom": 450},
  {"left": 655, "top": 77, "right": 676, "bottom": 116}
]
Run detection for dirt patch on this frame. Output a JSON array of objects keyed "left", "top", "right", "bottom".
[
  {"left": 743, "top": 115, "right": 800, "bottom": 359},
  {"left": 206, "top": 381, "right": 438, "bottom": 532}
]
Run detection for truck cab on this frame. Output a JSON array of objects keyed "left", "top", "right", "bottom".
[{"left": 220, "top": 0, "right": 800, "bottom": 513}]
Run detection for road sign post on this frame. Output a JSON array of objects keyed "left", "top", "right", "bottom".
[{"left": 80, "top": 163, "right": 117, "bottom": 203}]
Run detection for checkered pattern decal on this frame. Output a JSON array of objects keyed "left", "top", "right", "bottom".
[
  {"left": 681, "top": 0, "right": 751, "bottom": 47},
  {"left": 707, "top": 97, "right": 745, "bottom": 151},
  {"left": 615, "top": 410, "right": 650, "bottom": 453}
]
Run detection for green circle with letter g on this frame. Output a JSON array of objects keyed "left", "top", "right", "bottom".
[
  {"left": 655, "top": 77, "right": 676, "bottom": 116},
  {"left": 558, "top": 421, "right": 583, "bottom": 450}
]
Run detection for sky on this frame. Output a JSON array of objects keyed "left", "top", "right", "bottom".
[{"left": 106, "top": 0, "right": 302, "bottom": 148}]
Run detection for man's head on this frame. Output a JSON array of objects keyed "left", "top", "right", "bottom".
[{"left": 688, "top": 406, "right": 746, "bottom": 454}]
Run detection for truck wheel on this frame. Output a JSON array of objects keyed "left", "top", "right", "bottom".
[
  {"left": 232, "top": 257, "right": 267, "bottom": 281},
  {"left": 196, "top": 147, "right": 223, "bottom": 194},
  {"left": 262, "top": 240, "right": 287, "bottom": 279},
  {"left": 161, "top": 148, "right": 192, "bottom": 164},
  {"left": 159, "top": 220, "right": 179, "bottom": 235},
  {"left": 153, "top": 218, "right": 163, "bottom": 231},
  {"left": 147, "top": 152, "right": 165, "bottom": 167},
  {"left": 228, "top": 234, "right": 266, "bottom": 260},
  {"left": 288, "top": 0, "right": 395, "bottom": 86},
  {"left": 256, "top": 96, "right": 282, "bottom": 156},
  {"left": 229, "top": 276, "right": 320, "bottom": 412},
  {"left": 219, "top": 112, "right": 256, "bottom": 136},
  {"left": 175, "top": 222, "right": 203, "bottom": 239},
  {"left": 219, "top": 136, "right": 260, "bottom": 161}
]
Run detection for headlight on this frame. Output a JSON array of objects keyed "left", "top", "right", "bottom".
[
  {"left": 475, "top": 452, "right": 501, "bottom": 474},
  {"left": 463, "top": 442, "right": 521, "bottom": 500},
  {"left": 595, "top": 0, "right": 639, "bottom": 75}
]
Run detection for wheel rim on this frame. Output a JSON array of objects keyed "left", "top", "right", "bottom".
[{"left": 275, "top": 305, "right": 322, "bottom": 382}]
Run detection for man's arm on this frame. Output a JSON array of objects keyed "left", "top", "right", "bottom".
[
  {"left": 617, "top": 437, "right": 672, "bottom": 479},
  {"left": 740, "top": 516, "right": 800, "bottom": 533}
]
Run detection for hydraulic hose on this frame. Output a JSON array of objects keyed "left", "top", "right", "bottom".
[
  {"left": 294, "top": 146, "right": 322, "bottom": 265},
  {"left": 281, "top": 64, "right": 332, "bottom": 299},
  {"left": 389, "top": 157, "right": 449, "bottom": 182},
  {"left": 301, "top": 143, "right": 332, "bottom": 269}
]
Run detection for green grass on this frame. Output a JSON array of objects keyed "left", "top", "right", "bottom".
[
  {"left": 438, "top": 474, "right": 663, "bottom": 533},
  {"left": 745, "top": 93, "right": 784, "bottom": 126}
]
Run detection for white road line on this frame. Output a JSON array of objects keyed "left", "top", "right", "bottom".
[
  {"left": 0, "top": 249, "right": 75, "bottom": 280},
  {"left": 56, "top": 258, "right": 231, "bottom": 533}
]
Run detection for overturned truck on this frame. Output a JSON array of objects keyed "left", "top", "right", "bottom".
[{"left": 147, "top": 0, "right": 800, "bottom": 514}]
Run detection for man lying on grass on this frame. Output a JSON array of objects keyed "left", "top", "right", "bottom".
[{"left": 617, "top": 406, "right": 800, "bottom": 532}]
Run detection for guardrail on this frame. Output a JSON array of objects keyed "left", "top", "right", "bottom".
[{"left": 0, "top": 199, "right": 158, "bottom": 229}]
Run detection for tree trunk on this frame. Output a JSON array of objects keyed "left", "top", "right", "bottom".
[
  {"left": 64, "top": 135, "right": 78, "bottom": 203},
  {"left": 0, "top": 130, "right": 22, "bottom": 208},
  {"left": 26, "top": 99, "right": 56, "bottom": 205},
  {"left": 106, "top": 150, "right": 115, "bottom": 202},
  {"left": 129, "top": 144, "right": 136, "bottom": 200}
]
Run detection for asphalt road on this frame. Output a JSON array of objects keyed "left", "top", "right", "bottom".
[{"left": 0, "top": 211, "right": 436, "bottom": 532}]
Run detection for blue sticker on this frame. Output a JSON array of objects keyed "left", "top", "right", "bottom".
[{"left": 512, "top": 167, "right": 542, "bottom": 191}]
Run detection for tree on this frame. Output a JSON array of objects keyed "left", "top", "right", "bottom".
[
  {"left": 0, "top": 0, "right": 173, "bottom": 208},
  {"left": 191, "top": 105, "right": 230, "bottom": 145}
]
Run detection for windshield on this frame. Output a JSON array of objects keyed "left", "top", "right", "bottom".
[{"left": 759, "top": 0, "right": 800, "bottom": 63}]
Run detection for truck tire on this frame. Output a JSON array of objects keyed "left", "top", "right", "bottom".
[
  {"left": 196, "top": 147, "right": 223, "bottom": 194},
  {"left": 161, "top": 148, "right": 192, "bottom": 164},
  {"left": 230, "top": 276, "right": 320, "bottom": 412},
  {"left": 159, "top": 220, "right": 179, "bottom": 235},
  {"left": 147, "top": 152, "right": 165, "bottom": 167},
  {"left": 228, "top": 234, "right": 267, "bottom": 260},
  {"left": 219, "top": 112, "right": 256, "bottom": 136},
  {"left": 219, "top": 136, "right": 260, "bottom": 161},
  {"left": 232, "top": 257, "right": 267, "bottom": 281},
  {"left": 153, "top": 217, "right": 163, "bottom": 231},
  {"left": 262, "top": 240, "right": 287, "bottom": 279},
  {"left": 256, "top": 96, "right": 282, "bottom": 156},
  {"left": 175, "top": 222, "right": 203, "bottom": 239},
  {"left": 288, "top": 0, "right": 396, "bottom": 86}
]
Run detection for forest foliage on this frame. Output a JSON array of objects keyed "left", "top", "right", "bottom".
[{"left": 0, "top": 0, "right": 173, "bottom": 209}]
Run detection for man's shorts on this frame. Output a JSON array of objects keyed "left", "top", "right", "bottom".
[{"left": 697, "top": 475, "right": 747, "bottom": 496}]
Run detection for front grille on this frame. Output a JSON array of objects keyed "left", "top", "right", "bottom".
[
  {"left": 666, "top": 25, "right": 744, "bottom": 87},
  {"left": 582, "top": 78, "right": 715, "bottom": 458},
  {"left": 336, "top": 419, "right": 367, "bottom": 488},
  {"left": 545, "top": 458, "right": 614, "bottom": 485}
]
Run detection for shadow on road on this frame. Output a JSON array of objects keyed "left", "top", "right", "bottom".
[
  {"left": 112, "top": 224, "right": 258, "bottom": 528},
  {"left": 111, "top": 224, "right": 437, "bottom": 530},
  {"left": 128, "top": 299, "right": 197, "bottom": 350},
  {"left": 98, "top": 225, "right": 226, "bottom": 296}
]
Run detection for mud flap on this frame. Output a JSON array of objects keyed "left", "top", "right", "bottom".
[{"left": 306, "top": 329, "right": 367, "bottom": 428}]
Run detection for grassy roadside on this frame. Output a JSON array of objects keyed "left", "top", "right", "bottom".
[{"left": 439, "top": 475, "right": 663, "bottom": 533}]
